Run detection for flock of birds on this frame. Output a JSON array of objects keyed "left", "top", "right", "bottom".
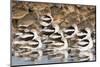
[{"left": 12, "top": 13, "right": 95, "bottom": 63}]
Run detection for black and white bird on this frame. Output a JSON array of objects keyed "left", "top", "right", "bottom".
[
  {"left": 48, "top": 24, "right": 61, "bottom": 39},
  {"left": 14, "top": 25, "right": 28, "bottom": 38},
  {"left": 41, "top": 25, "right": 55, "bottom": 36},
  {"left": 14, "top": 38, "right": 42, "bottom": 56},
  {"left": 15, "top": 29, "right": 38, "bottom": 41},
  {"left": 18, "top": 32, "right": 34, "bottom": 41},
  {"left": 40, "top": 14, "right": 53, "bottom": 27},
  {"left": 78, "top": 39, "right": 89, "bottom": 47},
  {"left": 74, "top": 27, "right": 94, "bottom": 52},
  {"left": 63, "top": 24, "right": 78, "bottom": 39},
  {"left": 13, "top": 29, "right": 43, "bottom": 57},
  {"left": 14, "top": 32, "right": 39, "bottom": 51},
  {"left": 41, "top": 23, "right": 60, "bottom": 36},
  {"left": 77, "top": 28, "right": 91, "bottom": 41},
  {"left": 14, "top": 24, "right": 33, "bottom": 38},
  {"left": 27, "top": 38, "right": 43, "bottom": 50},
  {"left": 41, "top": 23, "right": 60, "bottom": 43},
  {"left": 47, "top": 30, "right": 68, "bottom": 51},
  {"left": 49, "top": 32, "right": 62, "bottom": 41},
  {"left": 17, "top": 24, "right": 29, "bottom": 33},
  {"left": 13, "top": 39, "right": 42, "bottom": 57},
  {"left": 43, "top": 23, "right": 68, "bottom": 50},
  {"left": 77, "top": 38, "right": 93, "bottom": 51}
]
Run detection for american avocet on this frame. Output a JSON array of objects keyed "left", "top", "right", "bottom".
[
  {"left": 77, "top": 28, "right": 91, "bottom": 41},
  {"left": 40, "top": 14, "right": 53, "bottom": 27},
  {"left": 17, "top": 29, "right": 38, "bottom": 41},
  {"left": 41, "top": 23, "right": 59, "bottom": 35},
  {"left": 63, "top": 24, "right": 78, "bottom": 39},
  {"left": 77, "top": 38, "right": 93, "bottom": 51},
  {"left": 48, "top": 30, "right": 68, "bottom": 50}
]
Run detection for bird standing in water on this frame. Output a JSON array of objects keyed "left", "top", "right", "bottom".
[
  {"left": 77, "top": 28, "right": 91, "bottom": 41},
  {"left": 40, "top": 13, "right": 53, "bottom": 27},
  {"left": 63, "top": 24, "right": 78, "bottom": 39}
]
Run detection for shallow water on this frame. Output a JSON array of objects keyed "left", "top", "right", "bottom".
[
  {"left": 12, "top": 49, "right": 95, "bottom": 66},
  {"left": 12, "top": 56, "right": 69, "bottom": 66}
]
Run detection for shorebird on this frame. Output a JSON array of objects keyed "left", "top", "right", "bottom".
[
  {"left": 63, "top": 24, "right": 78, "bottom": 39},
  {"left": 49, "top": 23, "right": 61, "bottom": 39},
  {"left": 41, "top": 24, "right": 60, "bottom": 50},
  {"left": 14, "top": 25, "right": 29, "bottom": 38},
  {"left": 43, "top": 23, "right": 68, "bottom": 50},
  {"left": 16, "top": 38, "right": 42, "bottom": 50},
  {"left": 28, "top": 38, "right": 43, "bottom": 50},
  {"left": 77, "top": 38, "right": 93, "bottom": 51},
  {"left": 41, "top": 25, "right": 55, "bottom": 36},
  {"left": 49, "top": 32, "right": 62, "bottom": 41},
  {"left": 13, "top": 38, "right": 43, "bottom": 57},
  {"left": 12, "top": 40, "right": 27, "bottom": 46},
  {"left": 77, "top": 28, "right": 91, "bottom": 41},
  {"left": 40, "top": 14, "right": 53, "bottom": 27},
  {"left": 15, "top": 29, "right": 38, "bottom": 41},
  {"left": 41, "top": 23, "right": 60, "bottom": 42},
  {"left": 17, "top": 24, "right": 29, "bottom": 32},
  {"left": 75, "top": 27, "right": 93, "bottom": 51},
  {"left": 14, "top": 32, "right": 23, "bottom": 38},
  {"left": 41, "top": 23, "right": 60, "bottom": 35},
  {"left": 18, "top": 33, "right": 34, "bottom": 41},
  {"left": 47, "top": 30, "right": 68, "bottom": 50}
]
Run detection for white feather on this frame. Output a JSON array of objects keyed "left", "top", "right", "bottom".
[
  {"left": 13, "top": 40, "right": 27, "bottom": 45},
  {"left": 40, "top": 21, "right": 51, "bottom": 26},
  {"left": 20, "top": 34, "right": 33, "bottom": 38}
]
